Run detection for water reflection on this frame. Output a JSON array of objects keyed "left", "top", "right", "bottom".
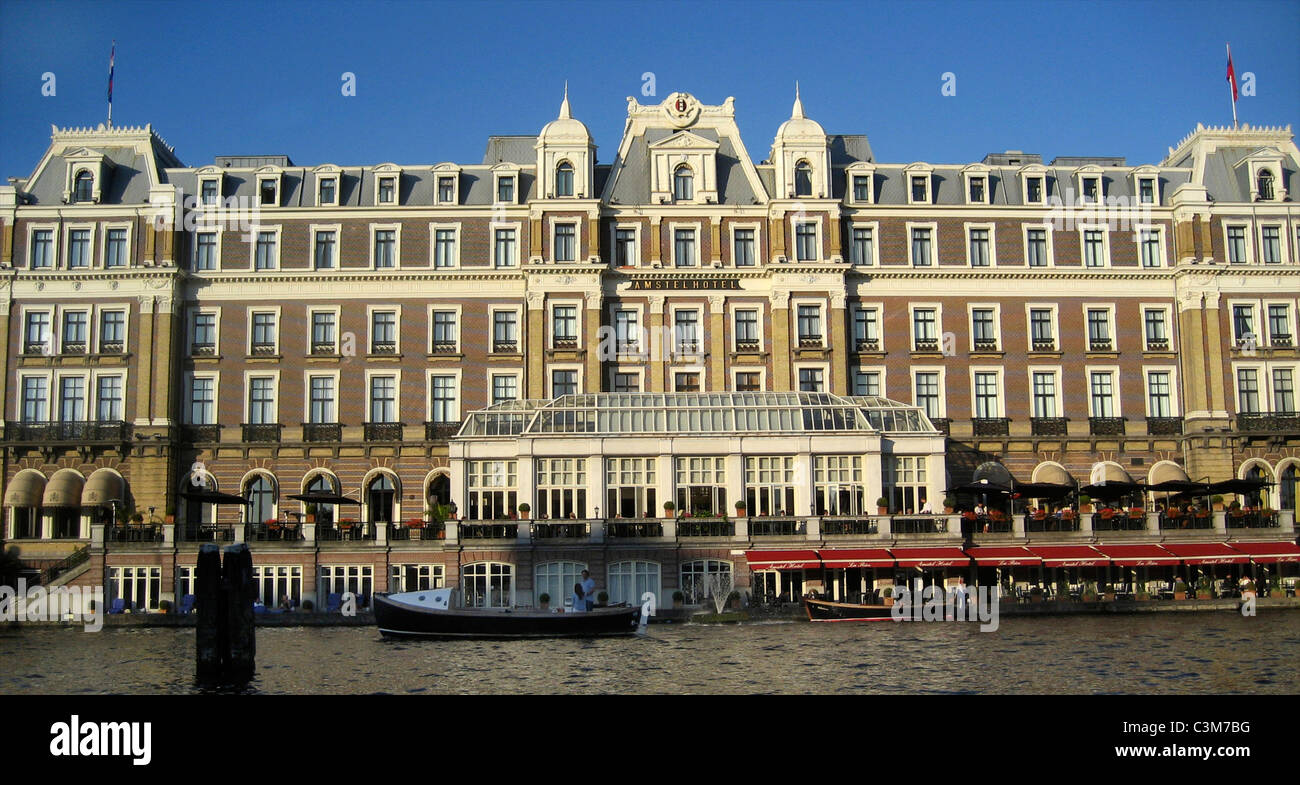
[{"left": 2, "top": 614, "right": 1298, "bottom": 694}]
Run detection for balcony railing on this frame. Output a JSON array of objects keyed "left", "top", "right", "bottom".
[
  {"left": 371, "top": 342, "right": 398, "bottom": 355},
  {"left": 970, "top": 514, "right": 1013, "bottom": 533},
  {"left": 735, "top": 339, "right": 760, "bottom": 352},
  {"left": 1237, "top": 413, "right": 1300, "bottom": 433},
  {"left": 675, "top": 340, "right": 700, "bottom": 355},
  {"left": 606, "top": 520, "right": 663, "bottom": 538},
  {"left": 177, "top": 524, "right": 236, "bottom": 543},
  {"left": 553, "top": 338, "right": 579, "bottom": 350},
  {"left": 820, "top": 517, "right": 877, "bottom": 536},
  {"left": 98, "top": 341, "right": 124, "bottom": 354},
  {"left": 242, "top": 423, "right": 283, "bottom": 443},
  {"left": 61, "top": 342, "right": 87, "bottom": 355},
  {"left": 430, "top": 341, "right": 458, "bottom": 354},
  {"left": 425, "top": 422, "right": 460, "bottom": 441},
  {"left": 1093, "top": 513, "right": 1147, "bottom": 531},
  {"left": 310, "top": 343, "right": 337, "bottom": 356},
  {"left": 677, "top": 519, "right": 735, "bottom": 537},
  {"left": 23, "top": 342, "right": 48, "bottom": 355},
  {"left": 250, "top": 343, "right": 277, "bottom": 356},
  {"left": 972, "top": 339, "right": 999, "bottom": 352},
  {"left": 317, "top": 521, "right": 378, "bottom": 541},
  {"left": 930, "top": 418, "right": 951, "bottom": 435},
  {"left": 302, "top": 423, "right": 342, "bottom": 442},
  {"left": 190, "top": 342, "right": 216, "bottom": 357},
  {"left": 492, "top": 341, "right": 519, "bottom": 354},
  {"left": 913, "top": 338, "right": 939, "bottom": 352},
  {"left": 364, "top": 422, "right": 403, "bottom": 442},
  {"left": 1146, "top": 417, "right": 1183, "bottom": 436},
  {"left": 106, "top": 524, "right": 163, "bottom": 543},
  {"left": 1031, "top": 417, "right": 1069, "bottom": 436},
  {"left": 854, "top": 339, "right": 879, "bottom": 352},
  {"left": 532, "top": 522, "right": 590, "bottom": 539},
  {"left": 1024, "top": 513, "right": 1079, "bottom": 532},
  {"left": 749, "top": 517, "right": 806, "bottom": 536},
  {"left": 798, "top": 335, "right": 823, "bottom": 349},
  {"left": 972, "top": 417, "right": 1010, "bottom": 437},
  {"left": 1158, "top": 514, "right": 1212, "bottom": 530},
  {"left": 1031, "top": 339, "right": 1057, "bottom": 351},
  {"left": 615, "top": 342, "right": 642, "bottom": 355},
  {"left": 182, "top": 424, "right": 222, "bottom": 443},
  {"left": 389, "top": 522, "right": 446, "bottom": 541},
  {"left": 1088, "top": 339, "right": 1113, "bottom": 352},
  {"left": 459, "top": 523, "right": 518, "bottom": 540},
  {"left": 1089, "top": 417, "right": 1126, "bottom": 436},
  {"left": 1272, "top": 334, "right": 1293, "bottom": 348},
  {"left": 1227, "top": 512, "right": 1279, "bottom": 529},
  {"left": 891, "top": 516, "right": 948, "bottom": 534},
  {"left": 1145, "top": 339, "right": 1170, "bottom": 351},
  {"left": 4, "top": 421, "right": 132, "bottom": 443},
  {"left": 243, "top": 522, "right": 304, "bottom": 542}
]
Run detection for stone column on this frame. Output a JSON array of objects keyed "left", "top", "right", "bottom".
[
  {"left": 649, "top": 217, "right": 662, "bottom": 266},
  {"left": 829, "top": 293, "right": 847, "bottom": 393},
  {"left": 1176, "top": 290, "right": 1208, "bottom": 416},
  {"left": 708, "top": 296, "right": 726, "bottom": 391},
  {"left": 585, "top": 292, "right": 602, "bottom": 391},
  {"left": 526, "top": 292, "right": 546, "bottom": 398},
  {"left": 771, "top": 291, "right": 791, "bottom": 391},
  {"left": 152, "top": 294, "right": 179, "bottom": 424},
  {"left": 135, "top": 296, "right": 156, "bottom": 423},
  {"left": 647, "top": 296, "right": 666, "bottom": 392},
  {"left": 709, "top": 221, "right": 722, "bottom": 266},
  {"left": 1201, "top": 291, "right": 1227, "bottom": 415}
]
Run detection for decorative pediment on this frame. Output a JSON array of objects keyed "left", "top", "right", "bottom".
[{"left": 648, "top": 131, "right": 720, "bottom": 152}]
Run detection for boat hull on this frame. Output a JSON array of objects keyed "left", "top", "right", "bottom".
[
  {"left": 804, "top": 597, "right": 900, "bottom": 622},
  {"left": 374, "top": 594, "right": 641, "bottom": 639}
]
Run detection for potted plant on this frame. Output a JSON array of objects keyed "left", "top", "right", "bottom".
[
  {"left": 538, "top": 592, "right": 550, "bottom": 610},
  {"left": 305, "top": 503, "right": 318, "bottom": 524},
  {"left": 596, "top": 591, "right": 609, "bottom": 608},
  {"left": 1195, "top": 576, "right": 1213, "bottom": 599},
  {"left": 1136, "top": 589, "right": 1152, "bottom": 601},
  {"left": 1211, "top": 495, "right": 1225, "bottom": 511},
  {"left": 672, "top": 590, "right": 685, "bottom": 609},
  {"left": 943, "top": 496, "right": 956, "bottom": 514},
  {"left": 1077, "top": 494, "right": 1092, "bottom": 513},
  {"left": 734, "top": 500, "right": 747, "bottom": 515},
  {"left": 164, "top": 505, "right": 176, "bottom": 525},
  {"left": 876, "top": 497, "right": 889, "bottom": 515},
  {"left": 663, "top": 501, "right": 676, "bottom": 518},
  {"left": 1081, "top": 581, "right": 1098, "bottom": 603},
  {"left": 517, "top": 502, "right": 531, "bottom": 519},
  {"left": 1101, "top": 583, "right": 1116, "bottom": 602},
  {"left": 405, "top": 517, "right": 424, "bottom": 529},
  {"left": 882, "top": 586, "right": 895, "bottom": 607},
  {"left": 1055, "top": 577, "right": 1070, "bottom": 602},
  {"left": 1173, "top": 579, "right": 1188, "bottom": 601},
  {"left": 1028, "top": 586, "right": 1043, "bottom": 603}
]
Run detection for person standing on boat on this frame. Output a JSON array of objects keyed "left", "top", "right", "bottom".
[
  {"left": 580, "top": 570, "right": 596, "bottom": 611},
  {"left": 570, "top": 582, "right": 587, "bottom": 612}
]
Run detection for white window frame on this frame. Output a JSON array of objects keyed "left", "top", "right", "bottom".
[
  {"left": 729, "top": 221, "right": 761, "bottom": 268},
  {"left": 1140, "top": 304, "right": 1174, "bottom": 351},
  {"left": 728, "top": 301, "right": 766, "bottom": 352},
  {"left": 188, "top": 306, "right": 222, "bottom": 355},
  {"left": 489, "top": 369, "right": 524, "bottom": 404},
  {"left": 307, "top": 306, "right": 342, "bottom": 354},
  {"left": 250, "top": 225, "right": 282, "bottom": 271},
  {"left": 1020, "top": 166, "right": 1048, "bottom": 205},
  {"left": 93, "top": 302, "right": 133, "bottom": 354},
  {"left": 670, "top": 305, "right": 705, "bottom": 357},
  {"left": 432, "top": 166, "right": 460, "bottom": 205},
  {"left": 492, "top": 221, "right": 522, "bottom": 269},
  {"left": 611, "top": 223, "right": 641, "bottom": 268},
  {"left": 26, "top": 223, "right": 59, "bottom": 269},
  {"left": 905, "top": 165, "right": 933, "bottom": 205},
  {"left": 309, "top": 224, "right": 342, "bottom": 270},
  {"left": 852, "top": 303, "right": 884, "bottom": 352},
  {"left": 428, "top": 304, "right": 462, "bottom": 354},
  {"left": 670, "top": 364, "right": 707, "bottom": 393},
  {"left": 1085, "top": 366, "right": 1122, "bottom": 418},
  {"left": 1023, "top": 224, "right": 1054, "bottom": 268},
  {"left": 967, "top": 303, "right": 1002, "bottom": 352},
  {"left": 1223, "top": 223, "right": 1253, "bottom": 265},
  {"left": 369, "top": 223, "right": 402, "bottom": 270},
  {"left": 911, "top": 367, "right": 947, "bottom": 419},
  {"left": 793, "top": 362, "right": 830, "bottom": 393},
  {"left": 365, "top": 368, "right": 403, "bottom": 424},
  {"left": 1142, "top": 366, "right": 1180, "bottom": 418},
  {"left": 245, "top": 306, "right": 282, "bottom": 355},
  {"left": 548, "top": 364, "right": 584, "bottom": 397},
  {"left": 1083, "top": 303, "right": 1117, "bottom": 352},
  {"left": 191, "top": 228, "right": 222, "bottom": 271},
  {"left": 489, "top": 306, "right": 524, "bottom": 353},
  {"left": 1026, "top": 366, "right": 1063, "bottom": 419},
  {"left": 304, "top": 370, "right": 341, "bottom": 423},
  {"left": 608, "top": 367, "right": 645, "bottom": 393},
  {"left": 16, "top": 369, "right": 53, "bottom": 421},
  {"left": 965, "top": 223, "right": 995, "bottom": 268},
  {"left": 185, "top": 371, "right": 221, "bottom": 425},
  {"left": 242, "top": 369, "right": 281, "bottom": 425},
  {"left": 429, "top": 222, "right": 460, "bottom": 270},
  {"left": 907, "top": 222, "right": 938, "bottom": 267},
  {"left": 731, "top": 366, "right": 767, "bottom": 392},
  {"left": 969, "top": 366, "right": 1006, "bottom": 419},
  {"left": 908, "top": 303, "right": 944, "bottom": 350},
  {"left": 847, "top": 221, "right": 878, "bottom": 267},
  {"left": 791, "top": 216, "right": 823, "bottom": 263},
  {"left": 548, "top": 299, "right": 583, "bottom": 350},
  {"left": 366, "top": 305, "right": 402, "bottom": 355},
  {"left": 1078, "top": 224, "right": 1111, "bottom": 269},
  {"left": 316, "top": 173, "right": 340, "bottom": 207},
  {"left": 63, "top": 223, "right": 96, "bottom": 270},
  {"left": 853, "top": 365, "right": 886, "bottom": 397},
  {"left": 1258, "top": 223, "right": 1288, "bottom": 265},
  {"left": 550, "top": 219, "right": 580, "bottom": 264},
  {"left": 669, "top": 221, "right": 702, "bottom": 268},
  {"left": 99, "top": 222, "right": 132, "bottom": 269},
  {"left": 1263, "top": 301, "right": 1296, "bottom": 346}
]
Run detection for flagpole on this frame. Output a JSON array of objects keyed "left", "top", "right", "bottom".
[
  {"left": 1227, "top": 43, "right": 1238, "bottom": 129},
  {"left": 107, "top": 41, "right": 115, "bottom": 129}
]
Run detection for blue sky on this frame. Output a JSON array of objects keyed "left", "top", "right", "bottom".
[{"left": 1, "top": 0, "right": 1297, "bottom": 179}]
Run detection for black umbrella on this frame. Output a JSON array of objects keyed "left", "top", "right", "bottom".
[
  {"left": 1079, "top": 482, "right": 1145, "bottom": 500},
  {"left": 1206, "top": 478, "right": 1273, "bottom": 495},
  {"left": 180, "top": 488, "right": 250, "bottom": 505},
  {"left": 1012, "top": 482, "right": 1076, "bottom": 500},
  {"left": 1145, "top": 480, "right": 1211, "bottom": 494},
  {"left": 286, "top": 491, "right": 362, "bottom": 505},
  {"left": 947, "top": 480, "right": 1014, "bottom": 495}
]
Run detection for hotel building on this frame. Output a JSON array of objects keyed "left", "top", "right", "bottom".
[{"left": 2, "top": 91, "right": 1297, "bottom": 610}]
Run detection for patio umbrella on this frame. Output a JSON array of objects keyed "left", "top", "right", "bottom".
[
  {"left": 1079, "top": 481, "right": 1145, "bottom": 500},
  {"left": 1206, "top": 478, "right": 1273, "bottom": 495},
  {"left": 947, "top": 480, "right": 1014, "bottom": 495},
  {"left": 1012, "top": 482, "right": 1076, "bottom": 500},
  {"left": 286, "top": 491, "right": 362, "bottom": 505},
  {"left": 180, "top": 488, "right": 251, "bottom": 505}
]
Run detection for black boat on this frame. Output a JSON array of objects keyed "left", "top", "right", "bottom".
[
  {"left": 804, "top": 596, "right": 901, "bottom": 622},
  {"left": 375, "top": 588, "right": 642, "bottom": 639}
]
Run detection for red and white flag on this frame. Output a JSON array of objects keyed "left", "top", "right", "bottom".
[{"left": 1226, "top": 44, "right": 1238, "bottom": 102}]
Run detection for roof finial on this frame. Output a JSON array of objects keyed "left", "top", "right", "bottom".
[
  {"left": 792, "top": 81, "right": 805, "bottom": 120},
  {"left": 559, "top": 81, "right": 571, "bottom": 120}
]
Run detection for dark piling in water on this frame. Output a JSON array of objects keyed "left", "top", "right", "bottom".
[{"left": 195, "top": 543, "right": 256, "bottom": 685}]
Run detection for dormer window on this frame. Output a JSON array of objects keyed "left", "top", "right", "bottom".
[
  {"left": 259, "top": 179, "right": 278, "bottom": 207},
  {"left": 555, "top": 162, "right": 574, "bottom": 197},
  {"left": 437, "top": 177, "right": 456, "bottom": 204},
  {"left": 1081, "top": 176, "right": 1099, "bottom": 203},
  {"left": 318, "top": 177, "right": 337, "bottom": 206},
  {"left": 1258, "top": 170, "right": 1275, "bottom": 201},
  {"left": 673, "top": 165, "right": 694, "bottom": 201},
  {"left": 201, "top": 178, "right": 220, "bottom": 206},
  {"left": 852, "top": 176, "right": 870, "bottom": 202},
  {"left": 378, "top": 177, "right": 397, "bottom": 204},
  {"left": 968, "top": 176, "right": 986, "bottom": 204},
  {"left": 794, "top": 161, "right": 813, "bottom": 197},
  {"left": 1026, "top": 176, "right": 1044, "bottom": 204},
  {"left": 911, "top": 176, "right": 929, "bottom": 203},
  {"left": 73, "top": 171, "right": 94, "bottom": 202},
  {"left": 1139, "top": 177, "right": 1156, "bottom": 204},
  {"left": 497, "top": 176, "right": 515, "bottom": 203}
]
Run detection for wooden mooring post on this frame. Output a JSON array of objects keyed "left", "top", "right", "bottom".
[{"left": 195, "top": 543, "right": 256, "bottom": 685}]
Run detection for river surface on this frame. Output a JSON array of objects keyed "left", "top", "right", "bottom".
[{"left": 3, "top": 613, "right": 1298, "bottom": 694}]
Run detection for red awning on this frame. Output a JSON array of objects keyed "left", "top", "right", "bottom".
[
  {"left": 1160, "top": 542, "right": 1251, "bottom": 565},
  {"left": 1225, "top": 541, "right": 1300, "bottom": 563},
  {"left": 965, "top": 546, "right": 1041, "bottom": 566},
  {"left": 889, "top": 547, "right": 970, "bottom": 569},
  {"left": 1093, "top": 544, "right": 1179, "bottom": 566},
  {"left": 745, "top": 550, "right": 820, "bottom": 570},
  {"left": 1027, "top": 545, "right": 1109, "bottom": 567},
  {"left": 818, "top": 549, "right": 895, "bottom": 569}
]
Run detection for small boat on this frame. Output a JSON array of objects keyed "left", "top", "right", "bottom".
[
  {"left": 375, "top": 588, "right": 642, "bottom": 639},
  {"left": 804, "top": 596, "right": 900, "bottom": 622}
]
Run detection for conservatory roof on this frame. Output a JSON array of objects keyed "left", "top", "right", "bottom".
[{"left": 456, "top": 393, "right": 938, "bottom": 438}]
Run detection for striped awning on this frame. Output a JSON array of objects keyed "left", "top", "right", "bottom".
[
  {"left": 4, "top": 470, "right": 47, "bottom": 507},
  {"left": 42, "top": 470, "right": 85, "bottom": 508}
]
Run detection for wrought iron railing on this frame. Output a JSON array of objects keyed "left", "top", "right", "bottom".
[
  {"left": 242, "top": 424, "right": 283, "bottom": 443},
  {"left": 1159, "top": 514, "right": 1212, "bottom": 530},
  {"left": 1089, "top": 417, "right": 1126, "bottom": 436},
  {"left": 182, "top": 424, "right": 222, "bottom": 443},
  {"left": 388, "top": 522, "right": 446, "bottom": 541},
  {"left": 177, "top": 524, "right": 236, "bottom": 543},
  {"left": 854, "top": 339, "right": 879, "bottom": 352},
  {"left": 606, "top": 520, "right": 663, "bottom": 538},
  {"left": 1226, "top": 512, "right": 1279, "bottom": 529},
  {"left": 492, "top": 341, "right": 519, "bottom": 354},
  {"left": 532, "top": 522, "right": 590, "bottom": 539},
  {"left": 302, "top": 423, "right": 342, "bottom": 442},
  {"left": 43, "top": 546, "right": 90, "bottom": 583},
  {"left": 1093, "top": 513, "right": 1147, "bottom": 531},
  {"left": 1024, "top": 514, "right": 1079, "bottom": 532},
  {"left": 4, "top": 421, "right": 132, "bottom": 443},
  {"left": 749, "top": 517, "right": 806, "bottom": 536},
  {"left": 243, "top": 523, "right": 304, "bottom": 542},
  {"left": 317, "top": 521, "right": 377, "bottom": 541},
  {"left": 459, "top": 523, "right": 518, "bottom": 539},
  {"left": 819, "top": 517, "right": 877, "bottom": 536},
  {"left": 1031, "top": 417, "right": 1069, "bottom": 436},
  {"left": 425, "top": 422, "right": 460, "bottom": 441},
  {"left": 107, "top": 524, "right": 164, "bottom": 543},
  {"left": 891, "top": 516, "right": 948, "bottom": 534},
  {"left": 364, "top": 422, "right": 404, "bottom": 442},
  {"left": 972, "top": 418, "right": 1010, "bottom": 437},
  {"left": 677, "top": 519, "right": 734, "bottom": 537},
  {"left": 1236, "top": 413, "right": 1300, "bottom": 433}
]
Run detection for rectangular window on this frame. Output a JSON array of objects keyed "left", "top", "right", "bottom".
[
  {"left": 429, "top": 374, "right": 456, "bottom": 421},
  {"left": 24, "top": 312, "right": 51, "bottom": 353},
  {"left": 853, "top": 175, "right": 870, "bottom": 202},
  {"left": 969, "top": 177, "right": 985, "bottom": 203},
  {"left": 254, "top": 231, "right": 277, "bottom": 270},
  {"left": 552, "top": 370, "right": 578, "bottom": 396},
  {"left": 554, "top": 224, "right": 576, "bottom": 262},
  {"left": 973, "top": 372, "right": 999, "bottom": 418},
  {"left": 431, "top": 311, "right": 457, "bottom": 349},
  {"left": 96, "top": 376, "right": 123, "bottom": 421},
  {"left": 1030, "top": 308, "right": 1054, "bottom": 348},
  {"left": 971, "top": 309, "right": 996, "bottom": 348},
  {"left": 68, "top": 229, "right": 91, "bottom": 268},
  {"left": 1232, "top": 305, "right": 1255, "bottom": 344},
  {"left": 1087, "top": 309, "right": 1111, "bottom": 350},
  {"left": 797, "top": 305, "right": 822, "bottom": 341},
  {"left": 612, "top": 373, "right": 640, "bottom": 393},
  {"left": 1274, "top": 368, "right": 1296, "bottom": 413},
  {"left": 314, "top": 231, "right": 336, "bottom": 269},
  {"left": 99, "top": 310, "right": 125, "bottom": 352},
  {"left": 1227, "top": 226, "right": 1247, "bottom": 263},
  {"left": 798, "top": 368, "right": 824, "bottom": 392},
  {"left": 195, "top": 232, "right": 216, "bottom": 271},
  {"left": 614, "top": 310, "right": 640, "bottom": 352},
  {"left": 1147, "top": 371, "right": 1172, "bottom": 418},
  {"left": 434, "top": 229, "right": 456, "bottom": 268},
  {"left": 914, "top": 372, "right": 940, "bottom": 418},
  {"left": 1027, "top": 229, "right": 1048, "bottom": 267},
  {"left": 61, "top": 311, "right": 88, "bottom": 353},
  {"left": 311, "top": 312, "right": 336, "bottom": 353},
  {"left": 733, "top": 229, "right": 755, "bottom": 267},
  {"left": 250, "top": 312, "right": 277, "bottom": 353},
  {"left": 967, "top": 228, "right": 990, "bottom": 267},
  {"left": 30, "top": 229, "right": 54, "bottom": 269},
  {"left": 318, "top": 178, "right": 335, "bottom": 205},
  {"left": 371, "top": 311, "right": 397, "bottom": 352},
  {"left": 911, "top": 176, "right": 928, "bottom": 202},
  {"left": 494, "top": 228, "right": 517, "bottom": 268},
  {"left": 1082, "top": 177, "right": 1099, "bottom": 202},
  {"left": 1268, "top": 305, "right": 1291, "bottom": 345},
  {"left": 614, "top": 228, "right": 636, "bottom": 267},
  {"left": 795, "top": 223, "right": 817, "bottom": 261},
  {"left": 1236, "top": 368, "right": 1259, "bottom": 414},
  {"left": 1089, "top": 372, "right": 1115, "bottom": 417},
  {"left": 192, "top": 313, "right": 216, "bottom": 352},
  {"left": 912, "top": 309, "right": 937, "bottom": 347},
  {"left": 248, "top": 377, "right": 275, "bottom": 424},
  {"left": 437, "top": 177, "right": 455, "bottom": 203},
  {"left": 853, "top": 370, "right": 881, "bottom": 396},
  {"left": 1139, "top": 230, "right": 1161, "bottom": 267},
  {"left": 1144, "top": 309, "right": 1168, "bottom": 348},
  {"left": 1261, "top": 227, "right": 1281, "bottom": 264},
  {"left": 1083, "top": 230, "right": 1105, "bottom": 267},
  {"left": 854, "top": 308, "right": 879, "bottom": 349},
  {"left": 259, "top": 180, "right": 277, "bottom": 206},
  {"left": 1032, "top": 372, "right": 1057, "bottom": 418},
  {"left": 735, "top": 372, "right": 761, "bottom": 392},
  {"left": 850, "top": 227, "right": 873, "bottom": 265},
  {"left": 496, "top": 176, "right": 514, "bottom": 203},
  {"left": 1139, "top": 178, "right": 1155, "bottom": 204},
  {"left": 105, "top": 229, "right": 128, "bottom": 268},
  {"left": 674, "top": 310, "right": 699, "bottom": 353},
  {"left": 911, "top": 228, "right": 932, "bottom": 266},
  {"left": 1026, "top": 177, "right": 1043, "bottom": 203},
  {"left": 493, "top": 311, "right": 518, "bottom": 349},
  {"left": 201, "top": 179, "right": 219, "bottom": 206},
  {"left": 735, "top": 310, "right": 758, "bottom": 346},
  {"left": 309, "top": 377, "right": 335, "bottom": 423},
  {"left": 59, "top": 377, "right": 85, "bottom": 422},
  {"left": 21, "top": 377, "right": 48, "bottom": 422},
  {"left": 378, "top": 177, "right": 396, "bottom": 204},
  {"left": 374, "top": 230, "right": 396, "bottom": 268},
  {"left": 674, "top": 372, "right": 701, "bottom": 392},
  {"left": 674, "top": 228, "right": 696, "bottom": 267},
  {"left": 491, "top": 374, "right": 518, "bottom": 404},
  {"left": 190, "top": 377, "right": 215, "bottom": 424},
  {"left": 369, "top": 376, "right": 397, "bottom": 423},
  {"left": 553, "top": 306, "right": 577, "bottom": 343}
]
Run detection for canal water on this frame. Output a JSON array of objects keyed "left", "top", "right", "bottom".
[{"left": 3, "top": 613, "right": 1297, "bottom": 694}]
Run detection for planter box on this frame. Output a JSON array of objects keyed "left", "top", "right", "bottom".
[{"left": 1174, "top": 592, "right": 1187, "bottom": 600}]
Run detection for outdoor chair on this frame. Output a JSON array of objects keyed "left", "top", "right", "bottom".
[
  {"left": 179, "top": 594, "right": 196, "bottom": 615},
  {"left": 326, "top": 593, "right": 343, "bottom": 613}
]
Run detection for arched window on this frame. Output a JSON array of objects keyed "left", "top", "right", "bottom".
[
  {"left": 555, "top": 162, "right": 574, "bottom": 197},
  {"left": 794, "top": 160, "right": 813, "bottom": 197},
  {"left": 1280, "top": 464, "right": 1297, "bottom": 513},
  {"left": 673, "top": 165, "right": 694, "bottom": 201},
  {"left": 367, "top": 474, "right": 396, "bottom": 524},
  {"left": 1258, "top": 170, "right": 1275, "bottom": 201},
  {"left": 608, "top": 560, "right": 661, "bottom": 607},
  {"left": 535, "top": 561, "right": 587, "bottom": 609},
  {"left": 73, "top": 170, "right": 94, "bottom": 202},
  {"left": 1244, "top": 464, "right": 1272, "bottom": 509},
  {"left": 246, "top": 475, "right": 275, "bottom": 524},
  {"left": 462, "top": 562, "right": 514, "bottom": 608},
  {"left": 427, "top": 474, "right": 450, "bottom": 510},
  {"left": 305, "top": 473, "right": 338, "bottom": 526},
  {"left": 679, "top": 559, "right": 732, "bottom": 605}
]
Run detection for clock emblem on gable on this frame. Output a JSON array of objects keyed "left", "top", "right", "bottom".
[{"left": 663, "top": 92, "right": 701, "bottom": 128}]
